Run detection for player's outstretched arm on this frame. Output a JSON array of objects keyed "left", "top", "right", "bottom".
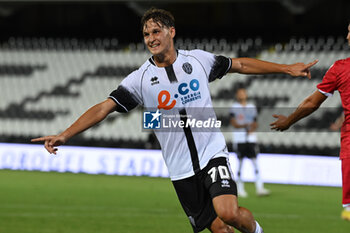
[
  {"left": 31, "top": 99, "right": 117, "bottom": 154},
  {"left": 270, "top": 91, "right": 327, "bottom": 131},
  {"left": 229, "top": 58, "right": 318, "bottom": 79}
]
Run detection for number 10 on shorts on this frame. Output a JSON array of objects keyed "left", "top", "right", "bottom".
[{"left": 208, "top": 166, "right": 231, "bottom": 183}]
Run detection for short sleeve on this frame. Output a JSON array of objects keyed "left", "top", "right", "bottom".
[
  {"left": 317, "top": 63, "right": 338, "bottom": 96},
  {"left": 252, "top": 105, "right": 257, "bottom": 118},
  {"left": 108, "top": 70, "right": 143, "bottom": 113},
  {"left": 230, "top": 104, "right": 238, "bottom": 118},
  {"left": 190, "top": 49, "right": 232, "bottom": 82}
]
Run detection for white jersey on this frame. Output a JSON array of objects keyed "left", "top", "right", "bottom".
[
  {"left": 230, "top": 102, "right": 258, "bottom": 144},
  {"left": 109, "top": 49, "right": 232, "bottom": 180}
]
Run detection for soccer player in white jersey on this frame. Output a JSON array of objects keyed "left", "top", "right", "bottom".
[
  {"left": 32, "top": 8, "right": 318, "bottom": 233},
  {"left": 230, "top": 87, "right": 270, "bottom": 198}
]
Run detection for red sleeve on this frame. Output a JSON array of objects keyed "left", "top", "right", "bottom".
[{"left": 317, "top": 62, "right": 338, "bottom": 96}]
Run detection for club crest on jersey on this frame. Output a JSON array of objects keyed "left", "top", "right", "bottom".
[
  {"left": 182, "top": 62, "right": 193, "bottom": 74},
  {"left": 150, "top": 76, "right": 159, "bottom": 85}
]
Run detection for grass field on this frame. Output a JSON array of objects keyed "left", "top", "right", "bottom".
[{"left": 0, "top": 170, "right": 348, "bottom": 233}]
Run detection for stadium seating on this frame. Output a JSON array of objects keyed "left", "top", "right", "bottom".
[{"left": 0, "top": 37, "right": 347, "bottom": 155}]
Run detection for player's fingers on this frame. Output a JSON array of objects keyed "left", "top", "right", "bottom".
[
  {"left": 270, "top": 123, "right": 278, "bottom": 127},
  {"left": 44, "top": 140, "right": 51, "bottom": 153},
  {"left": 270, "top": 125, "right": 278, "bottom": 130},
  {"left": 272, "top": 114, "right": 280, "bottom": 118},
  {"left": 52, "top": 148, "right": 58, "bottom": 155},
  {"left": 48, "top": 139, "right": 55, "bottom": 146},
  {"left": 270, "top": 126, "right": 282, "bottom": 131},
  {"left": 305, "top": 59, "right": 318, "bottom": 68},
  {"left": 44, "top": 140, "right": 55, "bottom": 154},
  {"left": 300, "top": 72, "right": 308, "bottom": 77},
  {"left": 31, "top": 136, "right": 50, "bottom": 142},
  {"left": 307, "top": 70, "right": 311, "bottom": 79}
]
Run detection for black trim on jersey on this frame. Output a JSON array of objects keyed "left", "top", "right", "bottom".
[
  {"left": 165, "top": 65, "right": 178, "bottom": 83},
  {"left": 148, "top": 58, "right": 155, "bottom": 66},
  {"left": 179, "top": 108, "right": 200, "bottom": 174},
  {"left": 109, "top": 86, "right": 139, "bottom": 113},
  {"left": 208, "top": 55, "right": 232, "bottom": 82}
]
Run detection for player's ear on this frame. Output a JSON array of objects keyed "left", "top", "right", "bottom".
[{"left": 170, "top": 27, "right": 176, "bottom": 39}]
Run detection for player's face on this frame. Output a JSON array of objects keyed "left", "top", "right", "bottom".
[
  {"left": 347, "top": 24, "right": 350, "bottom": 45},
  {"left": 236, "top": 89, "right": 247, "bottom": 102},
  {"left": 143, "top": 19, "right": 175, "bottom": 56}
]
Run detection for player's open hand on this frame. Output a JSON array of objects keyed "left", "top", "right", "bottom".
[
  {"left": 31, "top": 135, "right": 67, "bottom": 154},
  {"left": 288, "top": 59, "right": 318, "bottom": 79},
  {"left": 270, "top": 114, "right": 290, "bottom": 131}
]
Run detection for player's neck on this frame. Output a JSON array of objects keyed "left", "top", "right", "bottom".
[
  {"left": 239, "top": 100, "right": 247, "bottom": 106},
  {"left": 152, "top": 49, "right": 177, "bottom": 67}
]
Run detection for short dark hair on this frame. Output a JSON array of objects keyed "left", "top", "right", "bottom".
[{"left": 141, "top": 8, "right": 175, "bottom": 30}]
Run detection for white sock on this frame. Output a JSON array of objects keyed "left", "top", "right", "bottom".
[
  {"left": 254, "top": 221, "right": 263, "bottom": 233},
  {"left": 237, "top": 179, "right": 245, "bottom": 191},
  {"left": 255, "top": 177, "right": 264, "bottom": 192}
]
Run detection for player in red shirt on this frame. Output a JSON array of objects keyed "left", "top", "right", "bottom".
[{"left": 270, "top": 23, "right": 350, "bottom": 221}]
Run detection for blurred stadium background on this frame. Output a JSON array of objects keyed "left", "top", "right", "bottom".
[
  {"left": 0, "top": 0, "right": 350, "bottom": 232},
  {"left": 0, "top": 0, "right": 349, "bottom": 155}
]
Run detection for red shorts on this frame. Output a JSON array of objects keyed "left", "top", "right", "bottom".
[{"left": 342, "top": 158, "right": 350, "bottom": 206}]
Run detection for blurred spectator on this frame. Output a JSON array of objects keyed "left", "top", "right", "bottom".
[{"left": 230, "top": 87, "right": 270, "bottom": 197}]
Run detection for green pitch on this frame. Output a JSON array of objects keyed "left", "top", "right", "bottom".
[{"left": 0, "top": 170, "right": 348, "bottom": 233}]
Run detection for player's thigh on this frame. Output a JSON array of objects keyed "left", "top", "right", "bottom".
[
  {"left": 212, "top": 194, "right": 239, "bottom": 222},
  {"left": 203, "top": 158, "right": 238, "bottom": 219}
]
